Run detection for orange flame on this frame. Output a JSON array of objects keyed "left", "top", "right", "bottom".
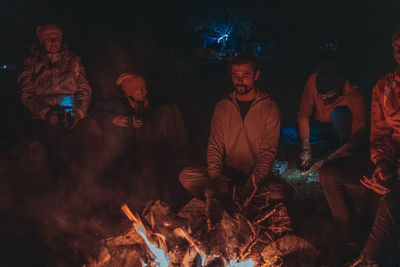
[
  {"left": 121, "top": 204, "right": 255, "bottom": 267},
  {"left": 121, "top": 204, "right": 170, "bottom": 267},
  {"left": 174, "top": 227, "right": 207, "bottom": 265}
]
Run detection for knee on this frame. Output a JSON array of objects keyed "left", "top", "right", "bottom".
[
  {"left": 319, "top": 161, "right": 340, "bottom": 188},
  {"left": 331, "top": 106, "right": 352, "bottom": 123},
  {"left": 178, "top": 167, "right": 191, "bottom": 186},
  {"left": 379, "top": 192, "right": 400, "bottom": 218},
  {"left": 280, "top": 125, "right": 299, "bottom": 145}
]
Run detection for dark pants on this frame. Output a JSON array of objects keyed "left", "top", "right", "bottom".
[
  {"left": 179, "top": 166, "right": 294, "bottom": 238},
  {"left": 33, "top": 117, "right": 101, "bottom": 174},
  {"left": 280, "top": 106, "right": 352, "bottom": 147},
  {"left": 179, "top": 166, "right": 294, "bottom": 203},
  {"left": 319, "top": 156, "right": 400, "bottom": 261}
]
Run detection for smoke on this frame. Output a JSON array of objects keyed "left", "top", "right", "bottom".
[{"left": 0, "top": 121, "right": 168, "bottom": 265}]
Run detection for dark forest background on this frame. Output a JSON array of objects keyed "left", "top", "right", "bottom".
[{"left": 1, "top": 0, "right": 400, "bottom": 150}]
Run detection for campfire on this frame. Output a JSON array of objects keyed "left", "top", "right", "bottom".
[
  {"left": 120, "top": 204, "right": 256, "bottom": 267},
  {"left": 84, "top": 192, "right": 319, "bottom": 267}
]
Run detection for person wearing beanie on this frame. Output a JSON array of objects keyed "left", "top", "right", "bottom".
[
  {"left": 280, "top": 61, "right": 367, "bottom": 174},
  {"left": 92, "top": 72, "right": 188, "bottom": 201},
  {"left": 319, "top": 25, "right": 400, "bottom": 266},
  {"left": 17, "top": 24, "right": 98, "bottom": 176},
  {"left": 36, "top": 24, "right": 63, "bottom": 53}
]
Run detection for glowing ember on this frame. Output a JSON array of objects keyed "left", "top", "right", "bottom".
[{"left": 121, "top": 204, "right": 170, "bottom": 267}]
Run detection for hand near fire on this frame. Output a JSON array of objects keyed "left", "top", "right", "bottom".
[
  {"left": 65, "top": 110, "right": 81, "bottom": 129},
  {"left": 360, "top": 162, "right": 393, "bottom": 195},
  {"left": 211, "top": 176, "right": 231, "bottom": 196},
  {"left": 302, "top": 159, "right": 327, "bottom": 175},
  {"left": 112, "top": 115, "right": 129, "bottom": 127},
  {"left": 46, "top": 110, "right": 59, "bottom": 126},
  {"left": 45, "top": 109, "right": 81, "bottom": 129},
  {"left": 234, "top": 175, "right": 258, "bottom": 209}
]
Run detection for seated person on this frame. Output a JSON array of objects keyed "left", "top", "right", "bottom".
[
  {"left": 320, "top": 26, "right": 400, "bottom": 266},
  {"left": 94, "top": 73, "right": 188, "bottom": 200},
  {"left": 179, "top": 54, "right": 293, "bottom": 237},
  {"left": 280, "top": 62, "right": 366, "bottom": 173},
  {"left": 17, "top": 24, "right": 98, "bottom": 175}
]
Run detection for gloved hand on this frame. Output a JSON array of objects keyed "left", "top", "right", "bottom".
[
  {"left": 360, "top": 161, "right": 393, "bottom": 195},
  {"left": 131, "top": 118, "right": 143, "bottom": 128},
  {"left": 300, "top": 139, "right": 312, "bottom": 169},
  {"left": 300, "top": 149, "right": 312, "bottom": 168},
  {"left": 303, "top": 159, "right": 326, "bottom": 175},
  {"left": 65, "top": 110, "right": 82, "bottom": 129}
]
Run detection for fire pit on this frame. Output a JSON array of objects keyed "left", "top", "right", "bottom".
[{"left": 85, "top": 199, "right": 319, "bottom": 267}]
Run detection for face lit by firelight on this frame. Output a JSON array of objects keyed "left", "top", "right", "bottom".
[
  {"left": 231, "top": 63, "right": 260, "bottom": 96},
  {"left": 43, "top": 33, "right": 62, "bottom": 54}
]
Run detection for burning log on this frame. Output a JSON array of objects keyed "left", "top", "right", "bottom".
[
  {"left": 87, "top": 198, "right": 317, "bottom": 267},
  {"left": 121, "top": 204, "right": 171, "bottom": 266}
]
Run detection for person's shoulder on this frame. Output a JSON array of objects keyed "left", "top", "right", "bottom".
[
  {"left": 215, "top": 93, "right": 235, "bottom": 107},
  {"left": 257, "top": 91, "right": 279, "bottom": 111},
  {"left": 344, "top": 81, "right": 362, "bottom": 97},
  {"left": 305, "top": 73, "right": 317, "bottom": 86},
  {"left": 375, "top": 72, "right": 394, "bottom": 88},
  {"left": 24, "top": 45, "right": 43, "bottom": 63}
]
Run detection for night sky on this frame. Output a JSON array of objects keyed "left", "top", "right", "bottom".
[{"left": 1, "top": 0, "right": 399, "bottom": 63}]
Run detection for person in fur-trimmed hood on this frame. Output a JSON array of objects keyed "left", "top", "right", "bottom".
[
  {"left": 18, "top": 24, "right": 91, "bottom": 124},
  {"left": 17, "top": 24, "right": 99, "bottom": 175}
]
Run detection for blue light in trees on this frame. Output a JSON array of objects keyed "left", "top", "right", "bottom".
[{"left": 217, "top": 34, "right": 229, "bottom": 43}]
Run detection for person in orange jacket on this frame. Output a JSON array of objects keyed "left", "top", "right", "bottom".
[
  {"left": 281, "top": 62, "right": 367, "bottom": 173},
  {"left": 319, "top": 25, "right": 400, "bottom": 266}
]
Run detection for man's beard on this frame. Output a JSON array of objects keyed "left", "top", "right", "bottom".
[{"left": 234, "top": 85, "right": 252, "bottom": 95}]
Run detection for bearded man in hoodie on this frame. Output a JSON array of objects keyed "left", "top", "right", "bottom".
[{"left": 179, "top": 54, "right": 293, "bottom": 236}]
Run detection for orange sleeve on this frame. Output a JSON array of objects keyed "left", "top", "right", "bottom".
[
  {"left": 297, "top": 74, "right": 316, "bottom": 140},
  {"left": 370, "top": 78, "right": 395, "bottom": 165}
]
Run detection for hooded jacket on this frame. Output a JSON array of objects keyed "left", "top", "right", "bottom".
[
  {"left": 207, "top": 90, "right": 280, "bottom": 186},
  {"left": 17, "top": 45, "right": 91, "bottom": 119},
  {"left": 370, "top": 70, "right": 400, "bottom": 166}
]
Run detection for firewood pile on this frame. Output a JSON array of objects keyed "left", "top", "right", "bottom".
[{"left": 86, "top": 199, "right": 319, "bottom": 267}]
